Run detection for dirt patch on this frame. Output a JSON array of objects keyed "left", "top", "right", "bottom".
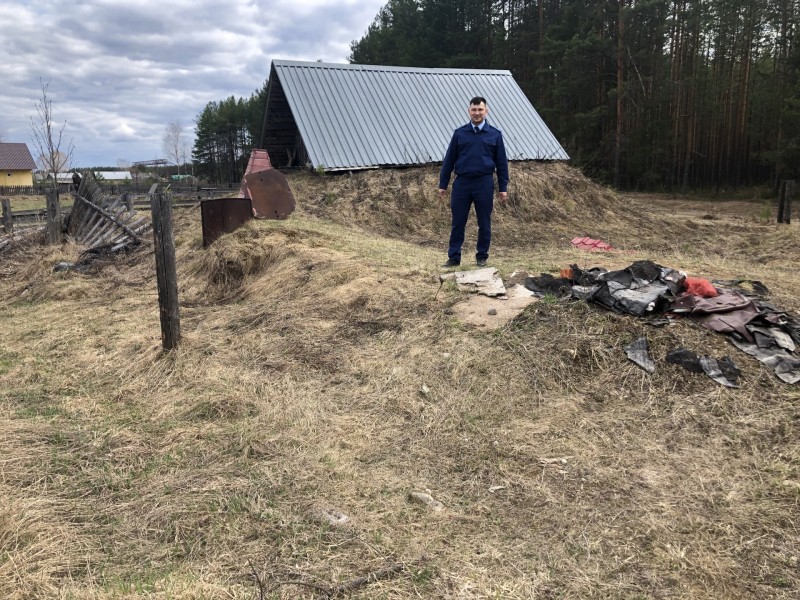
[{"left": 449, "top": 282, "right": 537, "bottom": 329}]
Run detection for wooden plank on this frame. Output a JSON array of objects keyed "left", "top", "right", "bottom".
[
  {"left": 73, "top": 190, "right": 99, "bottom": 241},
  {"left": 72, "top": 182, "right": 106, "bottom": 238},
  {"left": 73, "top": 196, "right": 96, "bottom": 237},
  {"left": 110, "top": 241, "right": 130, "bottom": 252},
  {"left": 81, "top": 212, "right": 109, "bottom": 245},
  {"left": 88, "top": 230, "right": 124, "bottom": 248},
  {"left": 86, "top": 222, "right": 118, "bottom": 248},
  {"left": 125, "top": 217, "right": 148, "bottom": 232}
]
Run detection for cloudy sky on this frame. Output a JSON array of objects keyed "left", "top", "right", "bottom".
[{"left": 0, "top": 0, "right": 386, "bottom": 168}]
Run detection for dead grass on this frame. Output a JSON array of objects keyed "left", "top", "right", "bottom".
[
  {"left": 0, "top": 163, "right": 798, "bottom": 599},
  {"left": 2, "top": 195, "right": 75, "bottom": 212}
]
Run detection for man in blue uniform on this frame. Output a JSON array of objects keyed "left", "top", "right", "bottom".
[{"left": 438, "top": 96, "right": 509, "bottom": 268}]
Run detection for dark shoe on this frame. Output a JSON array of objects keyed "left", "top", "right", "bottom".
[
  {"left": 442, "top": 258, "right": 460, "bottom": 268},
  {"left": 476, "top": 259, "right": 487, "bottom": 267}
]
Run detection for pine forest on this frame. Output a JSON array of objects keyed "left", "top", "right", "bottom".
[{"left": 193, "top": 0, "right": 800, "bottom": 192}]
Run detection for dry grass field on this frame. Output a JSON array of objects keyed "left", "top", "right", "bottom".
[{"left": 0, "top": 163, "right": 798, "bottom": 599}]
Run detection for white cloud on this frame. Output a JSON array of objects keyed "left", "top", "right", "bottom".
[
  {"left": 0, "top": 0, "right": 386, "bottom": 166},
  {"left": 110, "top": 122, "right": 138, "bottom": 140}
]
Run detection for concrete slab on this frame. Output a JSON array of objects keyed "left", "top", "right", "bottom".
[{"left": 440, "top": 267, "right": 507, "bottom": 297}]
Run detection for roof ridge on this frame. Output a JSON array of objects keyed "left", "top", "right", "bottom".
[{"left": 272, "top": 60, "right": 511, "bottom": 75}]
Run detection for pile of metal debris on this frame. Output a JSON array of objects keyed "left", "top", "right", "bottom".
[{"left": 525, "top": 260, "right": 800, "bottom": 385}]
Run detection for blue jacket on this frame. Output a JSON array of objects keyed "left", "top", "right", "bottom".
[{"left": 439, "top": 121, "right": 509, "bottom": 192}]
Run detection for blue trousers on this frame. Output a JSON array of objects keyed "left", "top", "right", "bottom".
[{"left": 448, "top": 174, "right": 495, "bottom": 262}]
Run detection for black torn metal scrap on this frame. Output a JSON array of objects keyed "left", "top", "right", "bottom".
[
  {"left": 525, "top": 260, "right": 685, "bottom": 316},
  {"left": 522, "top": 273, "right": 573, "bottom": 298},
  {"left": 711, "top": 279, "right": 770, "bottom": 298},
  {"left": 624, "top": 336, "right": 656, "bottom": 373},
  {"left": 666, "top": 348, "right": 741, "bottom": 387},
  {"left": 524, "top": 258, "right": 800, "bottom": 384},
  {"left": 669, "top": 291, "right": 800, "bottom": 384},
  {"left": 728, "top": 332, "right": 800, "bottom": 384},
  {"left": 700, "top": 356, "right": 741, "bottom": 388},
  {"left": 590, "top": 261, "right": 685, "bottom": 316}
]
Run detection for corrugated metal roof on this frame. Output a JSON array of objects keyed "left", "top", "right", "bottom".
[
  {"left": 94, "top": 171, "right": 132, "bottom": 180},
  {"left": 267, "top": 60, "right": 569, "bottom": 171},
  {"left": 0, "top": 143, "right": 36, "bottom": 170}
]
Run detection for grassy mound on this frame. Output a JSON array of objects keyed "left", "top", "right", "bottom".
[{"left": 290, "top": 162, "right": 702, "bottom": 252}]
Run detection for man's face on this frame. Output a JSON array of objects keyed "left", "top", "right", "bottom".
[{"left": 469, "top": 102, "right": 487, "bottom": 124}]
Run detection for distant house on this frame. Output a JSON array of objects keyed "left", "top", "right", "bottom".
[
  {"left": 93, "top": 171, "right": 132, "bottom": 182},
  {"left": 0, "top": 143, "right": 37, "bottom": 186},
  {"left": 53, "top": 172, "right": 78, "bottom": 184},
  {"left": 259, "top": 60, "right": 569, "bottom": 171}
]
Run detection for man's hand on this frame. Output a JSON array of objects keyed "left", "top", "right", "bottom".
[
  {"left": 438, "top": 188, "right": 448, "bottom": 199},
  {"left": 498, "top": 191, "right": 508, "bottom": 204}
]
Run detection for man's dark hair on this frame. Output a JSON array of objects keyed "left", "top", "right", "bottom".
[{"left": 470, "top": 96, "right": 487, "bottom": 106}]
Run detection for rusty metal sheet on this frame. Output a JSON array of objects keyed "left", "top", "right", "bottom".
[
  {"left": 243, "top": 169, "right": 295, "bottom": 220},
  {"left": 201, "top": 197, "right": 253, "bottom": 246},
  {"left": 238, "top": 149, "right": 273, "bottom": 198}
]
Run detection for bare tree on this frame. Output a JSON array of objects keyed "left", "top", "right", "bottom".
[
  {"left": 163, "top": 121, "right": 185, "bottom": 174},
  {"left": 181, "top": 140, "right": 194, "bottom": 178},
  {"left": 29, "top": 79, "right": 74, "bottom": 190},
  {"left": 36, "top": 150, "right": 70, "bottom": 173}
]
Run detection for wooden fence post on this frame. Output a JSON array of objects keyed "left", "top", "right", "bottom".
[
  {"left": 45, "top": 189, "right": 62, "bottom": 244},
  {"left": 123, "top": 192, "right": 133, "bottom": 212},
  {"left": 150, "top": 192, "right": 181, "bottom": 350},
  {"left": 781, "top": 180, "right": 794, "bottom": 224},
  {"left": 1, "top": 199, "right": 11, "bottom": 234}
]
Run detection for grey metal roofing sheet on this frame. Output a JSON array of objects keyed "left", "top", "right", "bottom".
[
  {"left": 0, "top": 143, "right": 36, "bottom": 170},
  {"left": 94, "top": 171, "right": 133, "bottom": 180},
  {"left": 271, "top": 60, "right": 569, "bottom": 171}
]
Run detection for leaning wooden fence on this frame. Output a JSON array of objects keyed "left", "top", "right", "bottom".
[{"left": 66, "top": 178, "right": 151, "bottom": 251}]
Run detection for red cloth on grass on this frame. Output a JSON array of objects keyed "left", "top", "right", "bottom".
[
  {"left": 570, "top": 237, "right": 614, "bottom": 251},
  {"left": 684, "top": 277, "right": 718, "bottom": 298}
]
